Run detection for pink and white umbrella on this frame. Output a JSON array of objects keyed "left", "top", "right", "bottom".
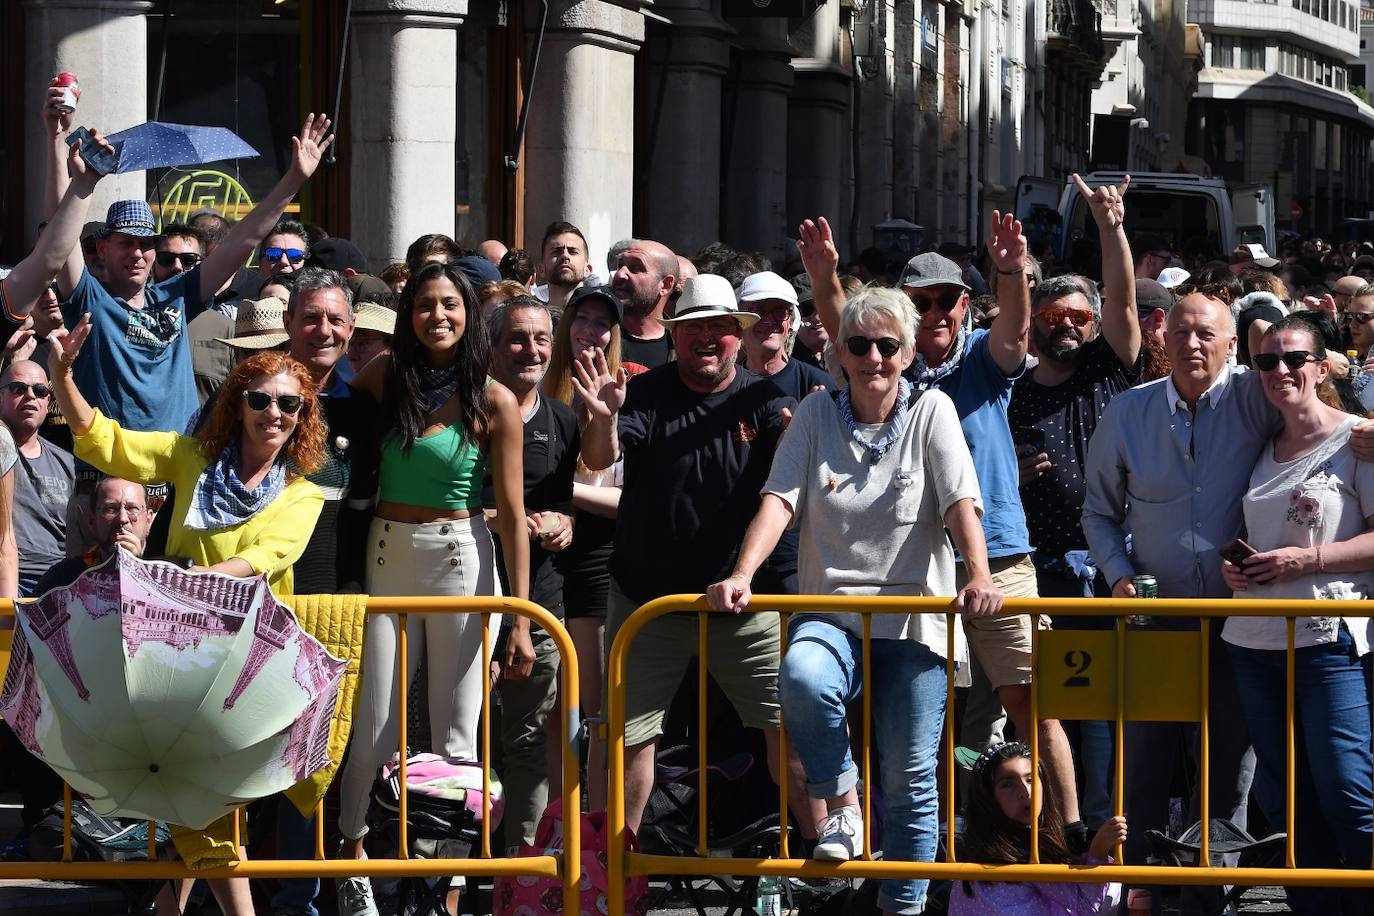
[{"left": 1, "top": 550, "right": 346, "bottom": 829}]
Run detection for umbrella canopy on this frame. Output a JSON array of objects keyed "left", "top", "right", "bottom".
[
  {"left": 0, "top": 550, "right": 346, "bottom": 829},
  {"left": 102, "top": 122, "right": 259, "bottom": 174}
]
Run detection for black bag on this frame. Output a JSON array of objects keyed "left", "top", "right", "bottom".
[{"left": 27, "top": 797, "right": 170, "bottom": 863}]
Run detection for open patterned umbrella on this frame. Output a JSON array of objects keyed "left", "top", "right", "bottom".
[
  {"left": 102, "top": 122, "right": 259, "bottom": 173},
  {"left": 0, "top": 549, "right": 346, "bottom": 830}
]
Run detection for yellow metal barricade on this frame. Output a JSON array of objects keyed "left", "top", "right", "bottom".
[
  {"left": 0, "top": 596, "right": 581, "bottom": 914},
  {"left": 606, "top": 595, "right": 1374, "bottom": 916}
]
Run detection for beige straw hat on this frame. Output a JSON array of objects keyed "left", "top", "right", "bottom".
[
  {"left": 353, "top": 301, "right": 396, "bottom": 336},
  {"left": 215, "top": 297, "right": 290, "bottom": 349}
]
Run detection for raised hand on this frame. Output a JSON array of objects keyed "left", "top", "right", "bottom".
[
  {"left": 42, "top": 78, "right": 74, "bottom": 136},
  {"left": 986, "top": 210, "right": 1027, "bottom": 275},
  {"left": 289, "top": 114, "right": 334, "bottom": 182},
  {"left": 569, "top": 347, "right": 628, "bottom": 420},
  {"left": 1072, "top": 173, "right": 1130, "bottom": 230},
  {"left": 67, "top": 130, "right": 114, "bottom": 196},
  {"left": 797, "top": 217, "right": 840, "bottom": 281},
  {"left": 47, "top": 312, "right": 91, "bottom": 380}
]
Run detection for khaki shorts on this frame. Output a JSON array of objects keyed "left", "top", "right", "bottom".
[
  {"left": 957, "top": 553, "right": 1049, "bottom": 690},
  {"left": 607, "top": 580, "right": 781, "bottom": 746}
]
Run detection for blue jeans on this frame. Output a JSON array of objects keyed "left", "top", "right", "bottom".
[
  {"left": 780, "top": 618, "right": 947, "bottom": 915},
  {"left": 1228, "top": 625, "right": 1373, "bottom": 915},
  {"left": 271, "top": 794, "right": 320, "bottom": 916}
]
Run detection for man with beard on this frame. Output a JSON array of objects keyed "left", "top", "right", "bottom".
[
  {"left": 611, "top": 239, "right": 678, "bottom": 372},
  {"left": 539, "top": 221, "right": 593, "bottom": 318},
  {"left": 1010, "top": 174, "right": 1140, "bottom": 601},
  {"left": 1007, "top": 176, "right": 1139, "bottom": 833},
  {"left": 574, "top": 274, "right": 822, "bottom": 838}
]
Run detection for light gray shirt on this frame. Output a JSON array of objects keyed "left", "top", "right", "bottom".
[
  {"left": 763, "top": 387, "right": 982, "bottom": 658},
  {"left": 1082, "top": 365, "right": 1280, "bottom": 599}
]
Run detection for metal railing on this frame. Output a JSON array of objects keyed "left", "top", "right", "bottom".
[
  {"left": 605, "top": 595, "right": 1374, "bottom": 916},
  {"left": 0, "top": 596, "right": 581, "bottom": 914}
]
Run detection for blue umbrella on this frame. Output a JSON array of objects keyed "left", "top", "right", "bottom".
[{"left": 102, "top": 121, "right": 259, "bottom": 174}]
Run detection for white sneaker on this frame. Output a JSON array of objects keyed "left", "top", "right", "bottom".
[
  {"left": 335, "top": 859, "right": 379, "bottom": 916},
  {"left": 812, "top": 805, "right": 862, "bottom": 862}
]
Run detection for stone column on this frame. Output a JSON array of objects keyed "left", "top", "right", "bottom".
[
  {"left": 640, "top": 0, "right": 732, "bottom": 254},
  {"left": 522, "top": 0, "right": 645, "bottom": 278},
  {"left": 349, "top": 0, "right": 466, "bottom": 272},
  {"left": 23, "top": 0, "right": 153, "bottom": 247},
  {"left": 787, "top": 0, "right": 850, "bottom": 251},
  {"left": 721, "top": 18, "right": 793, "bottom": 263}
]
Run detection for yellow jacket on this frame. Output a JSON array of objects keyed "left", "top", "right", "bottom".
[{"left": 74, "top": 410, "right": 324, "bottom": 595}]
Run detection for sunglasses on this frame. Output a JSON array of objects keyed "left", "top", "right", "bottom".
[
  {"left": 1345, "top": 312, "right": 1374, "bottom": 325},
  {"left": 754, "top": 304, "right": 795, "bottom": 322},
  {"left": 1035, "top": 306, "right": 1094, "bottom": 327},
  {"left": 907, "top": 289, "right": 964, "bottom": 314},
  {"left": 156, "top": 251, "right": 202, "bottom": 268},
  {"left": 5, "top": 381, "right": 52, "bottom": 399},
  {"left": 1173, "top": 282, "right": 1234, "bottom": 305},
  {"left": 1253, "top": 350, "right": 1319, "bottom": 372},
  {"left": 242, "top": 390, "right": 305, "bottom": 414},
  {"left": 844, "top": 336, "right": 902, "bottom": 358},
  {"left": 263, "top": 247, "right": 306, "bottom": 264}
]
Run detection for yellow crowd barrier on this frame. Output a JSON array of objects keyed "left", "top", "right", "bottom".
[
  {"left": 606, "top": 595, "right": 1374, "bottom": 916},
  {"left": 0, "top": 596, "right": 581, "bottom": 915}
]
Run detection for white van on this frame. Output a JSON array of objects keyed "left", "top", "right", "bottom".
[{"left": 1016, "top": 171, "right": 1275, "bottom": 269}]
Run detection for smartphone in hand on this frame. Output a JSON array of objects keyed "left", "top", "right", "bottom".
[
  {"left": 66, "top": 126, "right": 118, "bottom": 176},
  {"left": 1220, "top": 537, "right": 1258, "bottom": 568}
]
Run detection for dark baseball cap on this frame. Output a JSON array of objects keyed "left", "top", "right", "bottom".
[
  {"left": 454, "top": 255, "right": 501, "bottom": 288},
  {"left": 566, "top": 283, "right": 623, "bottom": 324},
  {"left": 309, "top": 237, "right": 368, "bottom": 274},
  {"left": 1135, "top": 278, "right": 1171, "bottom": 314}
]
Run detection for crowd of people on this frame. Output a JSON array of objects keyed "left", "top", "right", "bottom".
[{"left": 1, "top": 80, "right": 1373, "bottom": 916}]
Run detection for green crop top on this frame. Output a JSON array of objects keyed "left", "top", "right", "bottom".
[{"left": 378, "top": 425, "right": 487, "bottom": 509}]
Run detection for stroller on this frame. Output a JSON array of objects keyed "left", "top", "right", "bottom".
[{"left": 365, "top": 752, "right": 505, "bottom": 916}]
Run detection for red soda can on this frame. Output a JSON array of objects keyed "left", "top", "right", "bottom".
[{"left": 54, "top": 72, "right": 80, "bottom": 115}]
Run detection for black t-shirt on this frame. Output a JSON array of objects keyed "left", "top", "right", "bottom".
[
  {"left": 486, "top": 396, "right": 579, "bottom": 616},
  {"left": 757, "top": 359, "right": 834, "bottom": 580},
  {"left": 1008, "top": 335, "right": 1142, "bottom": 560},
  {"left": 612, "top": 365, "right": 794, "bottom": 603},
  {"left": 621, "top": 332, "right": 674, "bottom": 374}
]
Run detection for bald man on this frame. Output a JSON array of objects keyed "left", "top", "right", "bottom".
[
  {"left": 477, "top": 239, "right": 509, "bottom": 266},
  {"left": 611, "top": 240, "right": 679, "bottom": 371},
  {"left": 1331, "top": 274, "right": 1366, "bottom": 317}
]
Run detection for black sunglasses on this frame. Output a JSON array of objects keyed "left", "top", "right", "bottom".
[
  {"left": 156, "top": 251, "right": 202, "bottom": 268},
  {"left": 242, "top": 390, "right": 305, "bottom": 414},
  {"left": 263, "top": 247, "right": 306, "bottom": 264},
  {"left": 907, "top": 289, "right": 964, "bottom": 314},
  {"left": 5, "top": 381, "right": 52, "bottom": 399},
  {"left": 1253, "top": 350, "right": 1319, "bottom": 372},
  {"left": 845, "top": 336, "right": 902, "bottom": 358},
  {"left": 1345, "top": 312, "right": 1374, "bottom": 326}
]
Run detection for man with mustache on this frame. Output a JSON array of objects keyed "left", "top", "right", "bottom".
[{"left": 1007, "top": 175, "right": 1140, "bottom": 833}]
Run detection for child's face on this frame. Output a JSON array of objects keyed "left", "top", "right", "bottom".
[{"left": 993, "top": 757, "right": 1039, "bottom": 825}]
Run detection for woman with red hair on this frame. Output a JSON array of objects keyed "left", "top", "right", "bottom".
[{"left": 47, "top": 315, "right": 326, "bottom": 596}]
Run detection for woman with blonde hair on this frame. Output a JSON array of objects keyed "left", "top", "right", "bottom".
[{"left": 542, "top": 283, "right": 624, "bottom": 809}]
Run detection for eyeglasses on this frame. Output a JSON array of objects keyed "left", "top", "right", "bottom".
[
  {"left": 1035, "top": 306, "right": 1094, "bottom": 327},
  {"left": 5, "top": 381, "right": 51, "bottom": 399},
  {"left": 844, "top": 336, "right": 902, "bottom": 358},
  {"left": 1173, "top": 282, "right": 1235, "bottom": 305},
  {"left": 1146, "top": 250, "right": 1173, "bottom": 261},
  {"left": 242, "top": 390, "right": 305, "bottom": 414},
  {"left": 753, "top": 304, "right": 794, "bottom": 322},
  {"left": 1253, "top": 350, "right": 1319, "bottom": 372},
  {"left": 906, "top": 289, "right": 964, "bottom": 314},
  {"left": 263, "top": 247, "right": 306, "bottom": 264},
  {"left": 1345, "top": 312, "right": 1374, "bottom": 325},
  {"left": 156, "top": 251, "right": 202, "bottom": 268}
]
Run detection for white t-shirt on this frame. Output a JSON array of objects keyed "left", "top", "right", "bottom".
[
  {"left": 1223, "top": 415, "right": 1374, "bottom": 653},
  {"left": 0, "top": 425, "right": 16, "bottom": 475},
  {"left": 763, "top": 387, "right": 982, "bottom": 662}
]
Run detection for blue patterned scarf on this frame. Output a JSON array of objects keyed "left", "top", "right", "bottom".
[
  {"left": 837, "top": 377, "right": 913, "bottom": 465},
  {"left": 907, "top": 326, "right": 969, "bottom": 389},
  {"left": 183, "top": 443, "right": 288, "bottom": 532}
]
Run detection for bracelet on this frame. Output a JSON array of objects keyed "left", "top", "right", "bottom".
[
  {"left": 997, "top": 268, "right": 1025, "bottom": 276},
  {"left": 1316, "top": 545, "right": 1325, "bottom": 574}
]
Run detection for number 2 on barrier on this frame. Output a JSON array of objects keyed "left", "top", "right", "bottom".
[{"left": 1037, "top": 629, "right": 1202, "bottom": 722}]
